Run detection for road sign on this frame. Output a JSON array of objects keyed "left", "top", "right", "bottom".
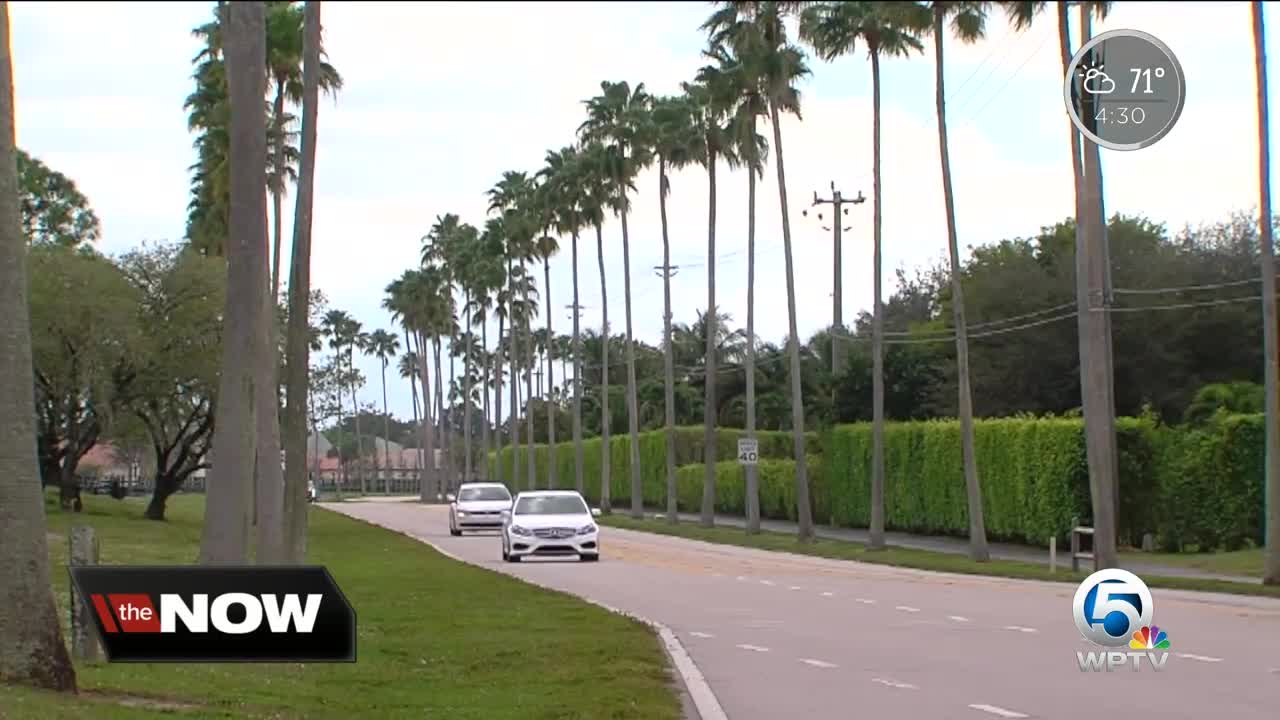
[{"left": 737, "top": 438, "right": 759, "bottom": 466}]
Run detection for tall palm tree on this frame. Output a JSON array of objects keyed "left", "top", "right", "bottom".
[
  {"left": 398, "top": 348, "right": 421, "bottom": 470},
  {"left": 367, "top": 329, "right": 399, "bottom": 492},
  {"left": 0, "top": 0, "right": 77, "bottom": 690},
  {"left": 685, "top": 68, "right": 739, "bottom": 528},
  {"left": 925, "top": 0, "right": 990, "bottom": 562},
  {"left": 579, "top": 141, "right": 618, "bottom": 512},
  {"left": 533, "top": 185, "right": 562, "bottom": 488},
  {"left": 348, "top": 322, "right": 369, "bottom": 494},
  {"left": 320, "top": 308, "right": 350, "bottom": 489},
  {"left": 201, "top": 0, "right": 269, "bottom": 564},
  {"left": 580, "top": 82, "right": 652, "bottom": 519},
  {"left": 800, "top": 0, "right": 924, "bottom": 549},
  {"left": 281, "top": 0, "right": 323, "bottom": 562},
  {"left": 707, "top": 32, "right": 771, "bottom": 534},
  {"left": 540, "top": 147, "right": 588, "bottom": 494},
  {"left": 647, "top": 94, "right": 701, "bottom": 523},
  {"left": 1255, "top": 0, "right": 1280, "bottom": 587},
  {"left": 706, "top": 1, "right": 815, "bottom": 541}
]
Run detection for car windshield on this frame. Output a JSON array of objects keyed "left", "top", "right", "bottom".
[
  {"left": 513, "top": 495, "right": 588, "bottom": 515},
  {"left": 459, "top": 487, "right": 511, "bottom": 502}
]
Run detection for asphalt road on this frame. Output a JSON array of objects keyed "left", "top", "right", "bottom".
[{"left": 325, "top": 501, "right": 1280, "bottom": 720}]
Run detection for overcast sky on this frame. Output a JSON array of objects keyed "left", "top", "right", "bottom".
[{"left": 12, "top": 1, "right": 1280, "bottom": 425}]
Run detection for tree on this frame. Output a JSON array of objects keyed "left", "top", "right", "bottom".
[
  {"left": 200, "top": 0, "right": 268, "bottom": 565},
  {"left": 707, "top": 1, "right": 816, "bottom": 540},
  {"left": 347, "top": 322, "right": 369, "bottom": 495},
  {"left": 0, "top": 0, "right": 77, "bottom": 689},
  {"left": 116, "top": 244, "right": 224, "bottom": 521},
  {"left": 580, "top": 81, "right": 652, "bottom": 518},
  {"left": 1253, "top": 0, "right": 1280, "bottom": 586},
  {"left": 282, "top": 0, "right": 323, "bottom": 562},
  {"left": 646, "top": 94, "right": 700, "bottom": 522},
  {"left": 17, "top": 149, "right": 101, "bottom": 247},
  {"left": 579, "top": 141, "right": 619, "bottom": 511},
  {"left": 367, "top": 329, "right": 399, "bottom": 490},
  {"left": 320, "top": 309, "right": 351, "bottom": 489},
  {"left": 800, "top": 0, "right": 924, "bottom": 549},
  {"left": 534, "top": 200, "right": 561, "bottom": 488},
  {"left": 925, "top": 0, "right": 990, "bottom": 562}
]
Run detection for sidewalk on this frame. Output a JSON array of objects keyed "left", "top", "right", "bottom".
[{"left": 660, "top": 512, "right": 1261, "bottom": 585}]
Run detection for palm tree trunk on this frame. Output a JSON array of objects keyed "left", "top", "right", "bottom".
[
  {"left": 481, "top": 324, "right": 491, "bottom": 481},
  {"left": 596, "top": 221, "right": 612, "bottom": 513},
  {"left": 701, "top": 149, "right": 718, "bottom": 527},
  {"left": 769, "top": 100, "right": 813, "bottom": 542},
  {"left": 381, "top": 359, "right": 391, "bottom": 493},
  {"left": 416, "top": 330, "right": 435, "bottom": 502},
  {"left": 508, "top": 261, "right": 521, "bottom": 488},
  {"left": 868, "top": 49, "right": 887, "bottom": 551},
  {"left": 523, "top": 275, "right": 536, "bottom": 489},
  {"left": 410, "top": 332, "right": 425, "bottom": 485},
  {"left": 543, "top": 258, "right": 558, "bottom": 488},
  {"left": 331, "top": 349, "right": 345, "bottom": 496},
  {"left": 253, "top": 276, "right": 285, "bottom": 562},
  {"left": 0, "top": 0, "right": 77, "bottom": 685},
  {"left": 405, "top": 328, "right": 420, "bottom": 494},
  {"left": 348, "top": 346, "right": 366, "bottom": 495},
  {"left": 571, "top": 231, "right": 585, "bottom": 495},
  {"left": 745, "top": 139, "right": 760, "bottom": 535},
  {"left": 201, "top": 0, "right": 266, "bottom": 564},
  {"left": 463, "top": 296, "right": 474, "bottom": 484},
  {"left": 618, "top": 192, "right": 643, "bottom": 518},
  {"left": 434, "top": 337, "right": 447, "bottom": 495},
  {"left": 270, "top": 81, "right": 286, "bottom": 301},
  {"left": 659, "top": 159, "right": 678, "bottom": 524},
  {"left": 934, "top": 8, "right": 989, "bottom": 562},
  {"left": 495, "top": 311, "right": 505, "bottom": 486},
  {"left": 1254, "top": 0, "right": 1280, "bottom": 586}
]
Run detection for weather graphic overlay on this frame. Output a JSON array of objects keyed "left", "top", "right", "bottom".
[{"left": 1063, "top": 28, "right": 1186, "bottom": 152}]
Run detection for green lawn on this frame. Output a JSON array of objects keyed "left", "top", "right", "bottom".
[
  {"left": 2, "top": 492, "right": 683, "bottom": 720},
  {"left": 601, "top": 515, "right": 1280, "bottom": 599},
  {"left": 1120, "top": 547, "right": 1264, "bottom": 577}
]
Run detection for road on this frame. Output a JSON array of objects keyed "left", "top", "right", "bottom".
[{"left": 325, "top": 501, "right": 1280, "bottom": 720}]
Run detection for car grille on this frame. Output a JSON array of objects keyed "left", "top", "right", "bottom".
[
  {"left": 465, "top": 510, "right": 500, "bottom": 515},
  {"left": 532, "top": 545, "right": 578, "bottom": 555},
  {"left": 533, "top": 527, "right": 576, "bottom": 539}
]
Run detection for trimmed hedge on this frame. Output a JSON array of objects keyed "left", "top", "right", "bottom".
[
  {"left": 671, "top": 456, "right": 825, "bottom": 521},
  {"left": 486, "top": 426, "right": 820, "bottom": 508}
]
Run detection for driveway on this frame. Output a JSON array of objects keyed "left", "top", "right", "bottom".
[{"left": 323, "top": 501, "right": 1280, "bottom": 720}]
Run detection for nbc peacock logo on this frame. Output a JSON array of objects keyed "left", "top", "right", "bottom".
[{"left": 1073, "top": 569, "right": 1172, "bottom": 672}]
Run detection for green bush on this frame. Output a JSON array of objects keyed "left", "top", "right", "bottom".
[
  {"left": 672, "top": 456, "right": 824, "bottom": 521},
  {"left": 486, "top": 426, "right": 820, "bottom": 508}
]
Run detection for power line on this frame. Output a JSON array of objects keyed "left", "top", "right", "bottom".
[
  {"left": 946, "top": 22, "right": 1015, "bottom": 106},
  {"left": 883, "top": 301, "right": 1077, "bottom": 337},
  {"left": 957, "top": 25, "right": 1054, "bottom": 129},
  {"left": 1112, "top": 275, "right": 1271, "bottom": 295}
]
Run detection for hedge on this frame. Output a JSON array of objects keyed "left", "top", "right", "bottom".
[
  {"left": 671, "top": 456, "right": 825, "bottom": 521},
  {"left": 486, "top": 426, "right": 820, "bottom": 508}
]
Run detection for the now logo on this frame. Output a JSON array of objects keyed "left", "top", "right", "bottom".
[
  {"left": 70, "top": 566, "right": 356, "bottom": 662},
  {"left": 91, "top": 592, "right": 323, "bottom": 634}
]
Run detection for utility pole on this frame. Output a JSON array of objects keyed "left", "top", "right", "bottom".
[
  {"left": 534, "top": 366, "right": 544, "bottom": 398},
  {"left": 804, "top": 181, "right": 865, "bottom": 374}
]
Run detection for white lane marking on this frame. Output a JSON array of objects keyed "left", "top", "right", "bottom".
[
  {"left": 689, "top": 631, "right": 714, "bottom": 639},
  {"left": 1176, "top": 653, "right": 1223, "bottom": 663},
  {"left": 712, "top": 572, "right": 724, "bottom": 578},
  {"left": 789, "top": 585, "right": 804, "bottom": 591},
  {"left": 759, "top": 579, "right": 776, "bottom": 586},
  {"left": 821, "top": 591, "right": 835, "bottom": 597},
  {"left": 871, "top": 678, "right": 918, "bottom": 690},
  {"left": 736, "top": 644, "right": 770, "bottom": 652},
  {"left": 968, "top": 704, "right": 1029, "bottom": 718},
  {"left": 1003, "top": 625, "right": 1038, "bottom": 633},
  {"left": 736, "top": 575, "right": 747, "bottom": 581},
  {"left": 855, "top": 598, "right": 876, "bottom": 604},
  {"left": 948, "top": 615, "right": 971, "bottom": 623},
  {"left": 895, "top": 605, "right": 921, "bottom": 613},
  {"left": 800, "top": 658, "right": 838, "bottom": 668}
]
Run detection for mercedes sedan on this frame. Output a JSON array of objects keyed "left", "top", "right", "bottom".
[
  {"left": 501, "top": 490, "right": 602, "bottom": 562},
  {"left": 448, "top": 482, "right": 513, "bottom": 535}
]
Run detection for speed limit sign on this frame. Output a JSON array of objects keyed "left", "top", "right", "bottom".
[{"left": 737, "top": 438, "right": 759, "bottom": 466}]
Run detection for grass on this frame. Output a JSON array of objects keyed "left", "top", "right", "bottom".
[
  {"left": 1121, "top": 547, "right": 1264, "bottom": 577},
  {"left": 2, "top": 491, "right": 683, "bottom": 720},
  {"left": 600, "top": 515, "right": 1280, "bottom": 599}
]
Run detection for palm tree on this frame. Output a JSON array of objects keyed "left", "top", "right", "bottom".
[
  {"left": 800, "top": 0, "right": 924, "bottom": 549},
  {"left": 707, "top": 32, "right": 771, "bottom": 534},
  {"left": 0, "top": 0, "right": 77, "bottom": 689},
  {"left": 347, "top": 322, "right": 369, "bottom": 494},
  {"left": 1255, "top": 0, "right": 1280, "bottom": 587},
  {"left": 705, "top": 1, "right": 815, "bottom": 541},
  {"left": 281, "top": 0, "right": 323, "bottom": 562},
  {"left": 201, "top": 0, "right": 268, "bottom": 564},
  {"left": 925, "top": 0, "right": 990, "bottom": 562},
  {"left": 578, "top": 141, "right": 617, "bottom": 511},
  {"left": 580, "top": 81, "right": 652, "bottom": 519},
  {"left": 685, "top": 67, "right": 739, "bottom": 528},
  {"left": 398, "top": 348, "right": 421, "bottom": 469},
  {"left": 426, "top": 215, "right": 472, "bottom": 485},
  {"left": 367, "top": 329, "right": 399, "bottom": 492},
  {"left": 533, "top": 185, "right": 562, "bottom": 488},
  {"left": 647, "top": 94, "right": 701, "bottom": 523},
  {"left": 540, "top": 147, "right": 588, "bottom": 494},
  {"left": 320, "top": 309, "right": 351, "bottom": 488}
]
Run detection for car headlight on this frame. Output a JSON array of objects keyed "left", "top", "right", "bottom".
[
  {"left": 577, "top": 524, "right": 597, "bottom": 535},
  {"left": 456, "top": 510, "right": 468, "bottom": 517},
  {"left": 510, "top": 525, "right": 531, "bottom": 536}
]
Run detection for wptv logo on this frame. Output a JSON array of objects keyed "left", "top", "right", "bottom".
[
  {"left": 1073, "top": 568, "right": 1171, "bottom": 672},
  {"left": 69, "top": 566, "right": 356, "bottom": 662}
]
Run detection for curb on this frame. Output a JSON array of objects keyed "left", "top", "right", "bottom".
[{"left": 341, "top": 510, "right": 727, "bottom": 720}]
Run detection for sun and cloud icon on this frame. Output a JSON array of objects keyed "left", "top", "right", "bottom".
[{"left": 1081, "top": 64, "right": 1116, "bottom": 95}]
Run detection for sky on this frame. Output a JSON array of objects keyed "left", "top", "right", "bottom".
[{"left": 12, "top": 1, "right": 1280, "bottom": 426}]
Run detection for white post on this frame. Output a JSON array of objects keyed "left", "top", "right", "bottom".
[{"left": 1049, "top": 536, "right": 1057, "bottom": 574}]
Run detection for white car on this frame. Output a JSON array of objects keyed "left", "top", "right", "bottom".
[
  {"left": 448, "top": 482, "right": 514, "bottom": 536},
  {"left": 501, "top": 490, "right": 602, "bottom": 563}
]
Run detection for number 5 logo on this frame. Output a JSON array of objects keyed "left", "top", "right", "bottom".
[{"left": 1072, "top": 568, "right": 1154, "bottom": 647}]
